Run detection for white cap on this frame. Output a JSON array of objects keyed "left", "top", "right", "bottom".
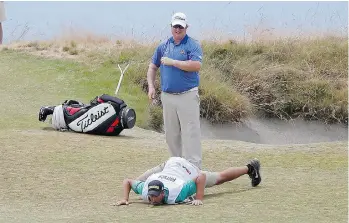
[{"left": 171, "top": 12, "right": 187, "bottom": 27}]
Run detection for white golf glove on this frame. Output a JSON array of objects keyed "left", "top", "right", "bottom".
[
  {"left": 189, "top": 199, "right": 203, "bottom": 206},
  {"left": 161, "top": 57, "right": 175, "bottom": 66}
]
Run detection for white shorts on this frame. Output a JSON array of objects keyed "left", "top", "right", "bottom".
[
  {"left": 202, "top": 171, "right": 219, "bottom": 188},
  {"left": 0, "top": 2, "right": 6, "bottom": 22}
]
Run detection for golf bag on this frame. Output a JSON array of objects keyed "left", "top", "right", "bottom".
[{"left": 50, "top": 94, "right": 136, "bottom": 136}]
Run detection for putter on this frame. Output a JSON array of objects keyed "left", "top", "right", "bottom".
[{"left": 115, "top": 63, "right": 130, "bottom": 96}]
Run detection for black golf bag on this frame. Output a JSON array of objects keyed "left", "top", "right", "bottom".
[{"left": 49, "top": 94, "right": 136, "bottom": 136}]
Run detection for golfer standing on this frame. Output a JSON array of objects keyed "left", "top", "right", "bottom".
[{"left": 146, "top": 12, "right": 203, "bottom": 169}]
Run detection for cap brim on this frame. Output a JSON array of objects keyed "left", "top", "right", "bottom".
[
  {"left": 147, "top": 190, "right": 161, "bottom": 197},
  {"left": 171, "top": 20, "right": 186, "bottom": 27}
]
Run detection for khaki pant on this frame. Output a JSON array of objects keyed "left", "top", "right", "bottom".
[
  {"left": 161, "top": 90, "right": 202, "bottom": 169},
  {"left": 0, "top": 2, "right": 6, "bottom": 22}
]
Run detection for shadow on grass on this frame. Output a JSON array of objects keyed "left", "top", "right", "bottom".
[
  {"left": 204, "top": 187, "right": 253, "bottom": 201},
  {"left": 116, "top": 187, "right": 257, "bottom": 208},
  {"left": 41, "top": 127, "right": 136, "bottom": 139},
  {"left": 41, "top": 127, "right": 57, "bottom": 131}
]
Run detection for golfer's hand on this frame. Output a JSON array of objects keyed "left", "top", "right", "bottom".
[
  {"left": 189, "top": 199, "right": 203, "bottom": 206},
  {"left": 148, "top": 87, "right": 156, "bottom": 101},
  {"left": 161, "top": 57, "right": 175, "bottom": 66},
  {"left": 114, "top": 199, "right": 129, "bottom": 206}
]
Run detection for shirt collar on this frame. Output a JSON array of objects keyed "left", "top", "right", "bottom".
[{"left": 169, "top": 34, "right": 188, "bottom": 45}]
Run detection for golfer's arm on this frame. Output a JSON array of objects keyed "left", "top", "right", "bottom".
[
  {"left": 194, "top": 173, "right": 206, "bottom": 201},
  {"left": 121, "top": 179, "right": 133, "bottom": 201},
  {"left": 147, "top": 63, "right": 158, "bottom": 89},
  {"left": 173, "top": 60, "right": 201, "bottom": 72}
]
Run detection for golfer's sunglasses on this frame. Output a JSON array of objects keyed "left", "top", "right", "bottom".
[{"left": 172, "top": 25, "right": 185, "bottom": 29}]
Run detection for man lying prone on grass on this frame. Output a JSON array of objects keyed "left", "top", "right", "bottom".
[{"left": 114, "top": 157, "right": 261, "bottom": 206}]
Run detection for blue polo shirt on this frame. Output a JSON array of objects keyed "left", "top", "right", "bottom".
[{"left": 151, "top": 35, "right": 203, "bottom": 93}]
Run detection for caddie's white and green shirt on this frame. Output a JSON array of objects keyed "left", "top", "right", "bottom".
[{"left": 131, "top": 157, "right": 200, "bottom": 204}]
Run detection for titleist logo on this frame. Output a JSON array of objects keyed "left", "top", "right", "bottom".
[
  {"left": 174, "top": 16, "right": 185, "bottom": 21},
  {"left": 76, "top": 106, "right": 109, "bottom": 131}
]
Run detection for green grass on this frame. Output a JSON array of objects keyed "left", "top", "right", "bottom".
[
  {"left": 0, "top": 49, "right": 347, "bottom": 222},
  {"left": 0, "top": 129, "right": 347, "bottom": 223},
  {"left": 0, "top": 50, "right": 149, "bottom": 129}
]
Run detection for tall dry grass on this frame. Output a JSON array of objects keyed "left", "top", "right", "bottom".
[
  {"left": 202, "top": 35, "right": 348, "bottom": 124},
  {"left": 2, "top": 33, "right": 347, "bottom": 129}
]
